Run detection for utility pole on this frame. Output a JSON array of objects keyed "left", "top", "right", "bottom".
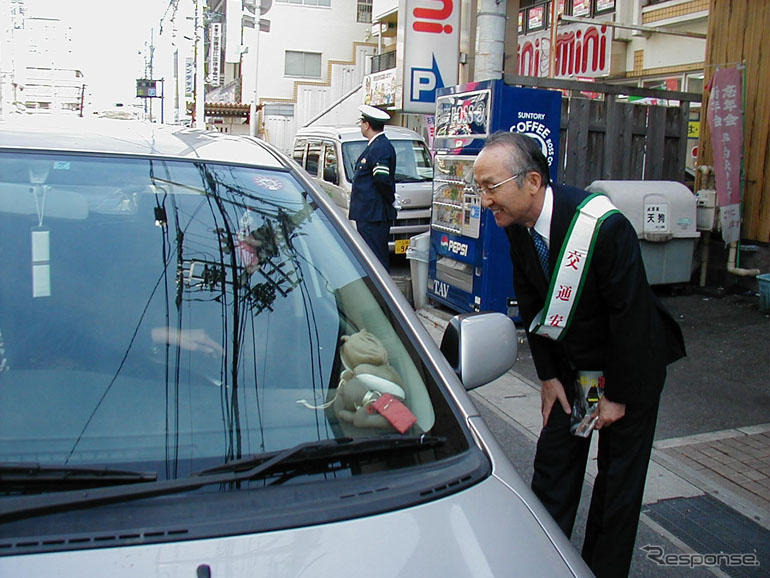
[
  {"left": 148, "top": 28, "right": 155, "bottom": 122},
  {"left": 194, "top": 0, "right": 206, "bottom": 129},
  {"left": 548, "top": 0, "right": 559, "bottom": 78},
  {"left": 249, "top": 25, "right": 260, "bottom": 137},
  {"left": 475, "top": 0, "right": 507, "bottom": 81}
]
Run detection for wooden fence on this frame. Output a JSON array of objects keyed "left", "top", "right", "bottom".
[{"left": 504, "top": 74, "right": 702, "bottom": 190}]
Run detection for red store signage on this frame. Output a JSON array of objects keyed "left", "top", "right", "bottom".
[{"left": 518, "top": 23, "right": 611, "bottom": 79}]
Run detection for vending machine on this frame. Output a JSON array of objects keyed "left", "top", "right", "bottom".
[{"left": 427, "top": 79, "right": 561, "bottom": 318}]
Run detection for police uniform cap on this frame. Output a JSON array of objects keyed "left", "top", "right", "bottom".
[{"left": 359, "top": 104, "right": 391, "bottom": 123}]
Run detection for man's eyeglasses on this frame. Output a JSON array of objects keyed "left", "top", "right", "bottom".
[{"left": 471, "top": 172, "right": 522, "bottom": 197}]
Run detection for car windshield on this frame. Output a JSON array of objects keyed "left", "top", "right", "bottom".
[
  {"left": 0, "top": 151, "right": 464, "bottom": 487},
  {"left": 342, "top": 139, "right": 433, "bottom": 183}
]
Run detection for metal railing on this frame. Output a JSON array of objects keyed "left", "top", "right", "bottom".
[{"left": 371, "top": 51, "right": 396, "bottom": 74}]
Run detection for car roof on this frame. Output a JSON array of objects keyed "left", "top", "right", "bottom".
[
  {"left": 0, "top": 116, "right": 286, "bottom": 168},
  {"left": 295, "top": 124, "right": 425, "bottom": 143}
]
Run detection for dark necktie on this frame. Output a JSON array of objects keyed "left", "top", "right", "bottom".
[{"left": 530, "top": 228, "right": 550, "bottom": 277}]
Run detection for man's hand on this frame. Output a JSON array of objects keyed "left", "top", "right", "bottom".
[
  {"left": 540, "top": 378, "right": 571, "bottom": 427},
  {"left": 594, "top": 396, "right": 626, "bottom": 430}
]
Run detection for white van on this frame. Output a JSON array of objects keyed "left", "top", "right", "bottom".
[{"left": 293, "top": 125, "right": 433, "bottom": 254}]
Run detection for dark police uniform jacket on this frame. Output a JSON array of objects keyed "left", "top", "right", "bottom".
[
  {"left": 506, "top": 185, "right": 685, "bottom": 407},
  {"left": 349, "top": 132, "right": 397, "bottom": 223}
]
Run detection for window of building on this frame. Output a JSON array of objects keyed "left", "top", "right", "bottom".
[
  {"left": 277, "top": 0, "right": 331, "bottom": 6},
  {"left": 285, "top": 51, "right": 322, "bottom": 78},
  {"left": 528, "top": 5, "right": 546, "bottom": 31},
  {"left": 642, "top": 77, "right": 681, "bottom": 91},
  {"left": 595, "top": 0, "right": 615, "bottom": 14},
  {"left": 572, "top": 0, "right": 591, "bottom": 16},
  {"left": 357, "top": 0, "right": 372, "bottom": 23},
  {"left": 685, "top": 73, "right": 704, "bottom": 96},
  {"left": 518, "top": 0, "right": 616, "bottom": 35},
  {"left": 263, "top": 103, "right": 295, "bottom": 117}
]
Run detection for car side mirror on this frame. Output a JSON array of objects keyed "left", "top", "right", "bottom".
[{"left": 440, "top": 312, "right": 518, "bottom": 390}]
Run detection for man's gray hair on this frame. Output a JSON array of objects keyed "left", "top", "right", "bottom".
[{"left": 483, "top": 131, "right": 551, "bottom": 186}]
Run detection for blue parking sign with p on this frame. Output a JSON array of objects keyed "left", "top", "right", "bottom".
[{"left": 410, "top": 56, "right": 444, "bottom": 104}]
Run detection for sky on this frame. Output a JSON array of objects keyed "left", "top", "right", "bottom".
[{"left": 26, "top": 0, "right": 168, "bottom": 108}]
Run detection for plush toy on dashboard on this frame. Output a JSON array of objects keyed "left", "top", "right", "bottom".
[{"left": 333, "top": 329, "right": 407, "bottom": 430}]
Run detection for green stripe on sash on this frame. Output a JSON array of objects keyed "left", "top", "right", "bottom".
[{"left": 530, "top": 193, "right": 620, "bottom": 341}]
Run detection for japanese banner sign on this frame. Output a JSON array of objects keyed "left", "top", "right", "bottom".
[{"left": 706, "top": 67, "right": 743, "bottom": 244}]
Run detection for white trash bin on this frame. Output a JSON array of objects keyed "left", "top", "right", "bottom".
[{"left": 406, "top": 232, "right": 430, "bottom": 309}]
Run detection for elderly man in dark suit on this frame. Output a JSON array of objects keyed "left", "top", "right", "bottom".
[{"left": 473, "top": 131, "right": 685, "bottom": 577}]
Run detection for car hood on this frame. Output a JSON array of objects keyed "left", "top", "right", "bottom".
[
  {"left": 395, "top": 180, "right": 433, "bottom": 209},
  {"left": 0, "top": 475, "right": 589, "bottom": 577}
]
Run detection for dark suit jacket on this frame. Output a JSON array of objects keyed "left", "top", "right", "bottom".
[
  {"left": 349, "top": 133, "right": 397, "bottom": 223},
  {"left": 505, "top": 184, "right": 685, "bottom": 406}
]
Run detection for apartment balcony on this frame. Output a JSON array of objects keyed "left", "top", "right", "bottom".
[
  {"left": 642, "top": 0, "right": 708, "bottom": 26},
  {"left": 370, "top": 50, "right": 395, "bottom": 74}
]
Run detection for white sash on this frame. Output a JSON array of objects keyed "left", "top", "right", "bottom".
[{"left": 529, "top": 194, "right": 620, "bottom": 341}]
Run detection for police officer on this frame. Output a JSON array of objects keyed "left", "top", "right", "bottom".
[{"left": 350, "top": 104, "right": 397, "bottom": 271}]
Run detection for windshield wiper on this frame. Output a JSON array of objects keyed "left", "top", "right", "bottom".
[
  {"left": 0, "top": 463, "right": 157, "bottom": 492},
  {"left": 195, "top": 434, "right": 445, "bottom": 476},
  {"left": 0, "top": 435, "right": 444, "bottom": 523}
]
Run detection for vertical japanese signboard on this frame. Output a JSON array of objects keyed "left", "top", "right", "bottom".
[
  {"left": 185, "top": 57, "right": 194, "bottom": 98},
  {"left": 209, "top": 22, "right": 222, "bottom": 87},
  {"left": 707, "top": 67, "right": 743, "bottom": 244},
  {"left": 399, "top": 0, "right": 460, "bottom": 114}
]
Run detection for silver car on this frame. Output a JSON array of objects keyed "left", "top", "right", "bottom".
[{"left": 0, "top": 117, "right": 591, "bottom": 577}]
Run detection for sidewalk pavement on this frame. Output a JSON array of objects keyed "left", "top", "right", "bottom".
[{"left": 415, "top": 305, "right": 770, "bottom": 574}]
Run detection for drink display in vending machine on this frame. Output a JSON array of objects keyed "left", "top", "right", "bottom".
[{"left": 427, "top": 79, "right": 562, "bottom": 319}]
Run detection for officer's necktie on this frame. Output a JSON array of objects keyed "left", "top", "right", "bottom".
[{"left": 530, "top": 228, "right": 550, "bottom": 277}]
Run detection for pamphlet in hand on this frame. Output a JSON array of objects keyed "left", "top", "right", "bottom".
[{"left": 570, "top": 371, "right": 604, "bottom": 438}]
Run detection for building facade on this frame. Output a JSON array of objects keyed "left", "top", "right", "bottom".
[
  {"left": 153, "top": 0, "right": 374, "bottom": 150},
  {"left": 516, "top": 0, "right": 707, "bottom": 93},
  {"left": 0, "top": 1, "right": 86, "bottom": 117}
]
